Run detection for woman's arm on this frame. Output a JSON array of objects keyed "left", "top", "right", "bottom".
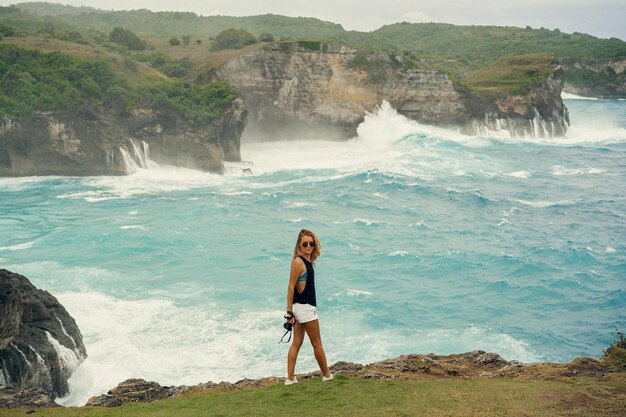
[{"left": 286, "top": 258, "right": 305, "bottom": 324}]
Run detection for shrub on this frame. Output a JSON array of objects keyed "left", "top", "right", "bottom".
[
  {"left": 0, "top": 44, "right": 118, "bottom": 116},
  {"left": 0, "top": 23, "right": 24, "bottom": 37},
  {"left": 109, "top": 27, "right": 147, "bottom": 50},
  {"left": 169, "top": 37, "right": 181, "bottom": 46},
  {"left": 259, "top": 32, "right": 274, "bottom": 42},
  {"left": 210, "top": 28, "right": 257, "bottom": 51},
  {"left": 0, "top": 45, "right": 237, "bottom": 125}
]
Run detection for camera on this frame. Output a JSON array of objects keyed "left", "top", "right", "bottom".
[{"left": 283, "top": 321, "right": 292, "bottom": 331}]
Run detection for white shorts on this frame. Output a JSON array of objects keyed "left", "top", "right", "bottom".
[{"left": 292, "top": 303, "right": 318, "bottom": 324}]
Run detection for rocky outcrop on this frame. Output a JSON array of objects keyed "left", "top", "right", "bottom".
[
  {"left": 562, "top": 58, "right": 626, "bottom": 99},
  {"left": 84, "top": 349, "right": 625, "bottom": 408},
  {"left": 0, "top": 269, "right": 86, "bottom": 399},
  {"left": 0, "top": 98, "right": 247, "bottom": 176},
  {"left": 467, "top": 70, "right": 570, "bottom": 137},
  {"left": 85, "top": 379, "right": 193, "bottom": 407},
  {"left": 0, "top": 386, "right": 59, "bottom": 409},
  {"left": 216, "top": 42, "right": 569, "bottom": 140}
]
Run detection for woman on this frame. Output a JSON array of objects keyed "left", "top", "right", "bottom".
[{"left": 284, "top": 228, "right": 333, "bottom": 385}]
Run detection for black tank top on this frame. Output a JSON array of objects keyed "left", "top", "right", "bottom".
[{"left": 292, "top": 255, "right": 316, "bottom": 307}]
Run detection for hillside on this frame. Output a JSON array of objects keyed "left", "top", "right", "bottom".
[{"left": 8, "top": 3, "right": 626, "bottom": 65}]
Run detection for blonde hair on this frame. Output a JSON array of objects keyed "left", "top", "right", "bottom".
[{"left": 292, "top": 228, "right": 322, "bottom": 265}]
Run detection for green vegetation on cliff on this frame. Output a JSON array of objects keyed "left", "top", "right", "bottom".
[
  {"left": 0, "top": 44, "right": 237, "bottom": 124},
  {"left": 0, "top": 44, "right": 118, "bottom": 115},
  {"left": 463, "top": 54, "right": 556, "bottom": 97},
  {"left": 210, "top": 28, "right": 257, "bottom": 51},
  {"left": 3, "top": 2, "right": 623, "bottom": 96},
  {"left": 1, "top": 2, "right": 624, "bottom": 106}
]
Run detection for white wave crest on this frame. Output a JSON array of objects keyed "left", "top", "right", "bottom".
[
  {"left": 551, "top": 165, "right": 606, "bottom": 176},
  {"left": 346, "top": 289, "right": 374, "bottom": 297},
  {"left": 388, "top": 251, "right": 409, "bottom": 257},
  {"left": 561, "top": 92, "right": 598, "bottom": 100},
  {"left": 503, "top": 171, "right": 531, "bottom": 179},
  {"left": 0, "top": 241, "right": 35, "bottom": 251},
  {"left": 516, "top": 199, "right": 575, "bottom": 208}
]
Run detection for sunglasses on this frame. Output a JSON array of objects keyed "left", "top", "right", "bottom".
[{"left": 301, "top": 241, "right": 315, "bottom": 248}]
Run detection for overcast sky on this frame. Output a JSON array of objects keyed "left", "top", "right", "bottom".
[{"left": 3, "top": 0, "right": 625, "bottom": 40}]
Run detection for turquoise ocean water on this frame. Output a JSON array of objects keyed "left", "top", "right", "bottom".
[{"left": 1, "top": 97, "right": 625, "bottom": 405}]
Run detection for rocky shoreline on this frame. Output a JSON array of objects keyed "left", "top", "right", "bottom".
[
  {"left": 2, "top": 349, "right": 622, "bottom": 409},
  {"left": 217, "top": 42, "right": 570, "bottom": 141},
  {"left": 61, "top": 349, "right": 626, "bottom": 408},
  {"left": 0, "top": 98, "right": 246, "bottom": 177},
  {"left": 1, "top": 269, "right": 624, "bottom": 410}
]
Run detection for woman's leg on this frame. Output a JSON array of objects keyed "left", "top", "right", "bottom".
[
  {"left": 287, "top": 321, "right": 305, "bottom": 380},
  {"left": 302, "top": 320, "right": 331, "bottom": 378}
]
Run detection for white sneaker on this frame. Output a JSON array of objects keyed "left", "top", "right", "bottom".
[
  {"left": 322, "top": 373, "right": 334, "bottom": 381},
  {"left": 284, "top": 377, "right": 298, "bottom": 385}
]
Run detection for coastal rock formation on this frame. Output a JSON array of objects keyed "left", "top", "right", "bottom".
[
  {"left": 216, "top": 42, "right": 569, "bottom": 140},
  {"left": 85, "top": 349, "right": 625, "bottom": 407},
  {"left": 85, "top": 379, "right": 193, "bottom": 407},
  {"left": 0, "top": 269, "right": 86, "bottom": 399},
  {"left": 0, "top": 98, "right": 246, "bottom": 176},
  {"left": 562, "top": 58, "right": 626, "bottom": 99},
  {"left": 0, "top": 386, "right": 59, "bottom": 409}
]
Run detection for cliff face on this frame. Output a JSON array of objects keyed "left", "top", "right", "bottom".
[
  {"left": 563, "top": 58, "right": 626, "bottom": 99},
  {"left": 0, "top": 269, "right": 86, "bottom": 398},
  {"left": 0, "top": 98, "right": 246, "bottom": 176},
  {"left": 216, "top": 42, "right": 569, "bottom": 140}
]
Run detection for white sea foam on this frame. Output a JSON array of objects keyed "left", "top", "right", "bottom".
[
  {"left": 46, "top": 331, "right": 82, "bottom": 374},
  {"left": 605, "top": 247, "right": 616, "bottom": 253},
  {"left": 0, "top": 241, "right": 35, "bottom": 251},
  {"left": 346, "top": 289, "right": 374, "bottom": 297},
  {"left": 284, "top": 201, "right": 314, "bottom": 208},
  {"left": 353, "top": 218, "right": 379, "bottom": 226},
  {"left": 388, "top": 251, "right": 409, "bottom": 257},
  {"left": 561, "top": 92, "right": 598, "bottom": 100},
  {"left": 221, "top": 190, "right": 253, "bottom": 196},
  {"left": 516, "top": 199, "right": 575, "bottom": 208},
  {"left": 551, "top": 165, "right": 606, "bottom": 176},
  {"left": 503, "top": 171, "right": 531, "bottom": 179},
  {"left": 285, "top": 218, "right": 305, "bottom": 223},
  {"left": 119, "top": 225, "right": 149, "bottom": 231},
  {"left": 56, "top": 318, "right": 77, "bottom": 349},
  {"left": 55, "top": 291, "right": 286, "bottom": 406},
  {"left": 58, "top": 166, "right": 228, "bottom": 201}
]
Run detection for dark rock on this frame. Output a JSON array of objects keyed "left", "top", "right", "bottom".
[
  {"left": 329, "top": 361, "right": 364, "bottom": 375},
  {"left": 0, "top": 269, "right": 86, "bottom": 399},
  {"left": 459, "top": 350, "right": 510, "bottom": 367},
  {"left": 0, "top": 386, "right": 59, "bottom": 409},
  {"left": 85, "top": 378, "right": 192, "bottom": 407},
  {"left": 0, "top": 98, "right": 247, "bottom": 177}
]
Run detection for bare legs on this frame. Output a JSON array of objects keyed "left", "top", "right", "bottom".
[
  {"left": 287, "top": 321, "right": 305, "bottom": 380},
  {"left": 287, "top": 319, "right": 331, "bottom": 380}
]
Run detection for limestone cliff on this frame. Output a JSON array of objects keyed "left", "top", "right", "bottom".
[
  {"left": 0, "top": 269, "right": 86, "bottom": 398},
  {"left": 216, "top": 42, "right": 569, "bottom": 140},
  {"left": 0, "top": 98, "right": 246, "bottom": 176},
  {"left": 562, "top": 58, "right": 626, "bottom": 99}
]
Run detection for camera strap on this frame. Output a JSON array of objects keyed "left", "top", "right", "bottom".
[{"left": 279, "top": 328, "right": 292, "bottom": 344}]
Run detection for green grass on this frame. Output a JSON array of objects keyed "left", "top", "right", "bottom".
[
  {"left": 3, "top": 375, "right": 625, "bottom": 417},
  {"left": 463, "top": 53, "right": 556, "bottom": 97}
]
